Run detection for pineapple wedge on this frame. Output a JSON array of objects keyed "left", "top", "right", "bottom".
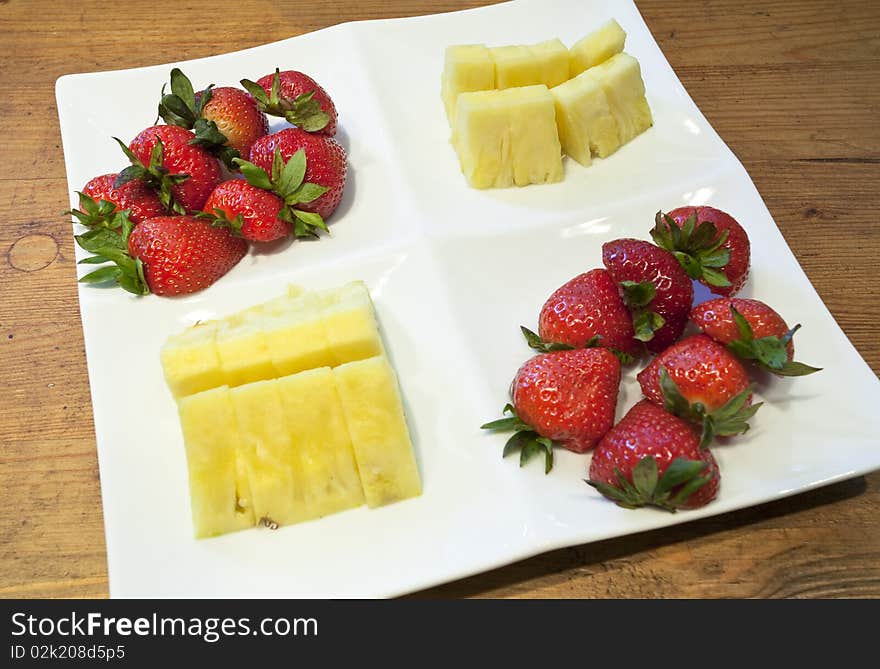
[
  {"left": 319, "top": 281, "right": 384, "bottom": 366},
  {"left": 215, "top": 307, "right": 275, "bottom": 388},
  {"left": 277, "top": 367, "right": 364, "bottom": 518},
  {"left": 160, "top": 320, "right": 224, "bottom": 399},
  {"left": 178, "top": 386, "right": 254, "bottom": 538},
  {"left": 441, "top": 44, "right": 495, "bottom": 122},
  {"left": 231, "top": 379, "right": 308, "bottom": 527},
  {"left": 490, "top": 45, "right": 542, "bottom": 89},
  {"left": 551, "top": 71, "right": 621, "bottom": 165},
  {"left": 529, "top": 38, "right": 569, "bottom": 89},
  {"left": 334, "top": 356, "right": 421, "bottom": 508},
  {"left": 261, "top": 291, "right": 335, "bottom": 377},
  {"left": 584, "top": 53, "right": 653, "bottom": 146},
  {"left": 569, "top": 18, "right": 626, "bottom": 77},
  {"left": 452, "top": 85, "right": 563, "bottom": 188}
]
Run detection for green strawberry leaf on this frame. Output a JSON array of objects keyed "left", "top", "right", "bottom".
[
  {"left": 79, "top": 266, "right": 123, "bottom": 284},
  {"left": 240, "top": 78, "right": 270, "bottom": 106},
  {"left": 170, "top": 67, "right": 196, "bottom": 110},
  {"left": 620, "top": 280, "right": 656, "bottom": 309},
  {"left": 520, "top": 326, "right": 577, "bottom": 353},
  {"left": 277, "top": 149, "right": 307, "bottom": 198},
  {"left": 651, "top": 210, "right": 734, "bottom": 286},
  {"left": 587, "top": 455, "right": 711, "bottom": 512},
  {"left": 481, "top": 404, "right": 556, "bottom": 474},
  {"left": 700, "top": 267, "right": 732, "bottom": 287},
  {"left": 233, "top": 158, "right": 274, "bottom": 190},
  {"left": 291, "top": 209, "right": 328, "bottom": 237},
  {"left": 633, "top": 311, "right": 665, "bottom": 342}
]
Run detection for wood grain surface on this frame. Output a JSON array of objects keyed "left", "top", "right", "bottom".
[{"left": 1, "top": 0, "right": 877, "bottom": 599}]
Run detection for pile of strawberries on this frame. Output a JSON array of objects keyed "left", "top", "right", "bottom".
[
  {"left": 483, "top": 206, "right": 820, "bottom": 511},
  {"left": 67, "top": 68, "right": 346, "bottom": 296}
]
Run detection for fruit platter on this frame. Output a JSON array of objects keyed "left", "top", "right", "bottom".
[{"left": 55, "top": 0, "right": 880, "bottom": 597}]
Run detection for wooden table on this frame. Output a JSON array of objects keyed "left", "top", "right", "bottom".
[{"left": 1, "top": 0, "right": 877, "bottom": 599}]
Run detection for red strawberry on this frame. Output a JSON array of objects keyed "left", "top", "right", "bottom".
[
  {"left": 691, "top": 298, "right": 822, "bottom": 377},
  {"left": 243, "top": 69, "right": 337, "bottom": 136},
  {"left": 651, "top": 206, "right": 750, "bottom": 297},
  {"left": 587, "top": 400, "right": 720, "bottom": 510},
  {"left": 637, "top": 334, "right": 760, "bottom": 446},
  {"left": 157, "top": 69, "right": 269, "bottom": 167},
  {"left": 203, "top": 180, "right": 290, "bottom": 242},
  {"left": 535, "top": 269, "right": 640, "bottom": 357},
  {"left": 75, "top": 215, "right": 246, "bottom": 296},
  {"left": 121, "top": 125, "right": 222, "bottom": 215},
  {"left": 81, "top": 173, "right": 166, "bottom": 224},
  {"left": 248, "top": 128, "right": 346, "bottom": 220},
  {"left": 602, "top": 238, "right": 693, "bottom": 353},
  {"left": 481, "top": 348, "right": 621, "bottom": 470}
]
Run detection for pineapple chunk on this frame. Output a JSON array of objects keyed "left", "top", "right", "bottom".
[
  {"left": 569, "top": 19, "right": 626, "bottom": 77},
  {"left": 441, "top": 44, "right": 495, "bottom": 123},
  {"left": 584, "top": 53, "right": 653, "bottom": 146},
  {"left": 277, "top": 367, "right": 364, "bottom": 518},
  {"left": 452, "top": 85, "right": 563, "bottom": 188},
  {"left": 490, "top": 45, "right": 542, "bottom": 89},
  {"left": 551, "top": 71, "right": 621, "bottom": 164},
  {"left": 215, "top": 307, "right": 275, "bottom": 388},
  {"left": 261, "top": 291, "right": 335, "bottom": 377},
  {"left": 231, "top": 379, "right": 308, "bottom": 527},
  {"left": 178, "top": 386, "right": 254, "bottom": 538},
  {"left": 333, "top": 356, "right": 421, "bottom": 508},
  {"left": 529, "top": 38, "right": 569, "bottom": 89},
  {"left": 160, "top": 320, "right": 224, "bottom": 399},
  {"left": 319, "top": 281, "right": 384, "bottom": 366}
]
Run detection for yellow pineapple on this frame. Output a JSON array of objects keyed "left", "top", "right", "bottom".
[
  {"left": 441, "top": 44, "right": 495, "bottom": 123},
  {"left": 160, "top": 320, "right": 224, "bottom": 399},
  {"left": 231, "top": 379, "right": 307, "bottom": 527},
  {"left": 319, "top": 281, "right": 384, "bottom": 366},
  {"left": 277, "top": 367, "right": 364, "bottom": 518},
  {"left": 528, "top": 38, "right": 569, "bottom": 89},
  {"left": 215, "top": 307, "right": 275, "bottom": 388},
  {"left": 551, "top": 71, "right": 621, "bottom": 165},
  {"left": 333, "top": 356, "right": 421, "bottom": 508},
  {"left": 584, "top": 53, "right": 653, "bottom": 146},
  {"left": 261, "top": 291, "right": 335, "bottom": 377},
  {"left": 178, "top": 386, "right": 255, "bottom": 538},
  {"left": 490, "top": 45, "right": 542, "bottom": 89},
  {"left": 452, "top": 85, "right": 563, "bottom": 188},
  {"left": 569, "top": 18, "right": 626, "bottom": 77}
]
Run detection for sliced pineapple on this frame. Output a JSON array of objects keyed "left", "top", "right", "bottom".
[
  {"left": 441, "top": 44, "right": 495, "bottom": 123},
  {"left": 231, "top": 379, "right": 308, "bottom": 527},
  {"left": 215, "top": 307, "right": 275, "bottom": 388},
  {"left": 452, "top": 85, "right": 563, "bottom": 188},
  {"left": 584, "top": 52, "right": 653, "bottom": 146},
  {"left": 319, "top": 281, "right": 384, "bottom": 366},
  {"left": 529, "top": 38, "right": 569, "bottom": 89},
  {"left": 261, "top": 291, "right": 335, "bottom": 377},
  {"left": 490, "top": 45, "right": 542, "bottom": 89},
  {"left": 277, "top": 367, "right": 364, "bottom": 518},
  {"left": 160, "top": 320, "right": 224, "bottom": 399},
  {"left": 551, "top": 71, "right": 621, "bottom": 164},
  {"left": 333, "top": 356, "right": 421, "bottom": 508},
  {"left": 178, "top": 386, "right": 254, "bottom": 538},
  {"left": 569, "top": 18, "right": 626, "bottom": 78}
]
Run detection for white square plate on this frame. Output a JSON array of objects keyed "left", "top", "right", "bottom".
[{"left": 55, "top": 0, "right": 880, "bottom": 597}]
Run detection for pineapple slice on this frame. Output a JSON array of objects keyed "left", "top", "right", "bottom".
[
  {"left": 231, "top": 379, "right": 308, "bottom": 527},
  {"left": 529, "top": 38, "right": 569, "bottom": 89},
  {"left": 277, "top": 367, "right": 364, "bottom": 518},
  {"left": 261, "top": 291, "right": 335, "bottom": 377},
  {"left": 441, "top": 44, "right": 495, "bottom": 123},
  {"left": 215, "top": 307, "right": 275, "bottom": 388},
  {"left": 551, "top": 71, "right": 621, "bottom": 165},
  {"left": 490, "top": 45, "right": 542, "bottom": 89},
  {"left": 584, "top": 53, "right": 653, "bottom": 146},
  {"left": 452, "top": 85, "right": 563, "bottom": 188},
  {"left": 333, "top": 356, "right": 421, "bottom": 508},
  {"left": 319, "top": 281, "right": 384, "bottom": 366},
  {"left": 569, "top": 19, "right": 626, "bottom": 77},
  {"left": 178, "top": 386, "right": 255, "bottom": 538},
  {"left": 160, "top": 320, "right": 224, "bottom": 399}
]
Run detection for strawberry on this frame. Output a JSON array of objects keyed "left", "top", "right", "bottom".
[
  {"left": 203, "top": 180, "right": 290, "bottom": 242},
  {"left": 602, "top": 238, "right": 693, "bottom": 353},
  {"left": 587, "top": 400, "right": 720, "bottom": 511},
  {"left": 74, "top": 215, "right": 247, "bottom": 296},
  {"left": 119, "top": 125, "right": 222, "bottom": 215},
  {"left": 481, "top": 348, "right": 621, "bottom": 471},
  {"left": 691, "top": 298, "right": 822, "bottom": 377},
  {"left": 651, "top": 206, "right": 750, "bottom": 297},
  {"left": 637, "top": 334, "right": 761, "bottom": 446},
  {"left": 157, "top": 68, "right": 269, "bottom": 165},
  {"left": 534, "top": 269, "right": 640, "bottom": 357},
  {"left": 242, "top": 68, "right": 337, "bottom": 135},
  {"left": 248, "top": 128, "right": 346, "bottom": 220},
  {"left": 78, "top": 173, "right": 166, "bottom": 224}
]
